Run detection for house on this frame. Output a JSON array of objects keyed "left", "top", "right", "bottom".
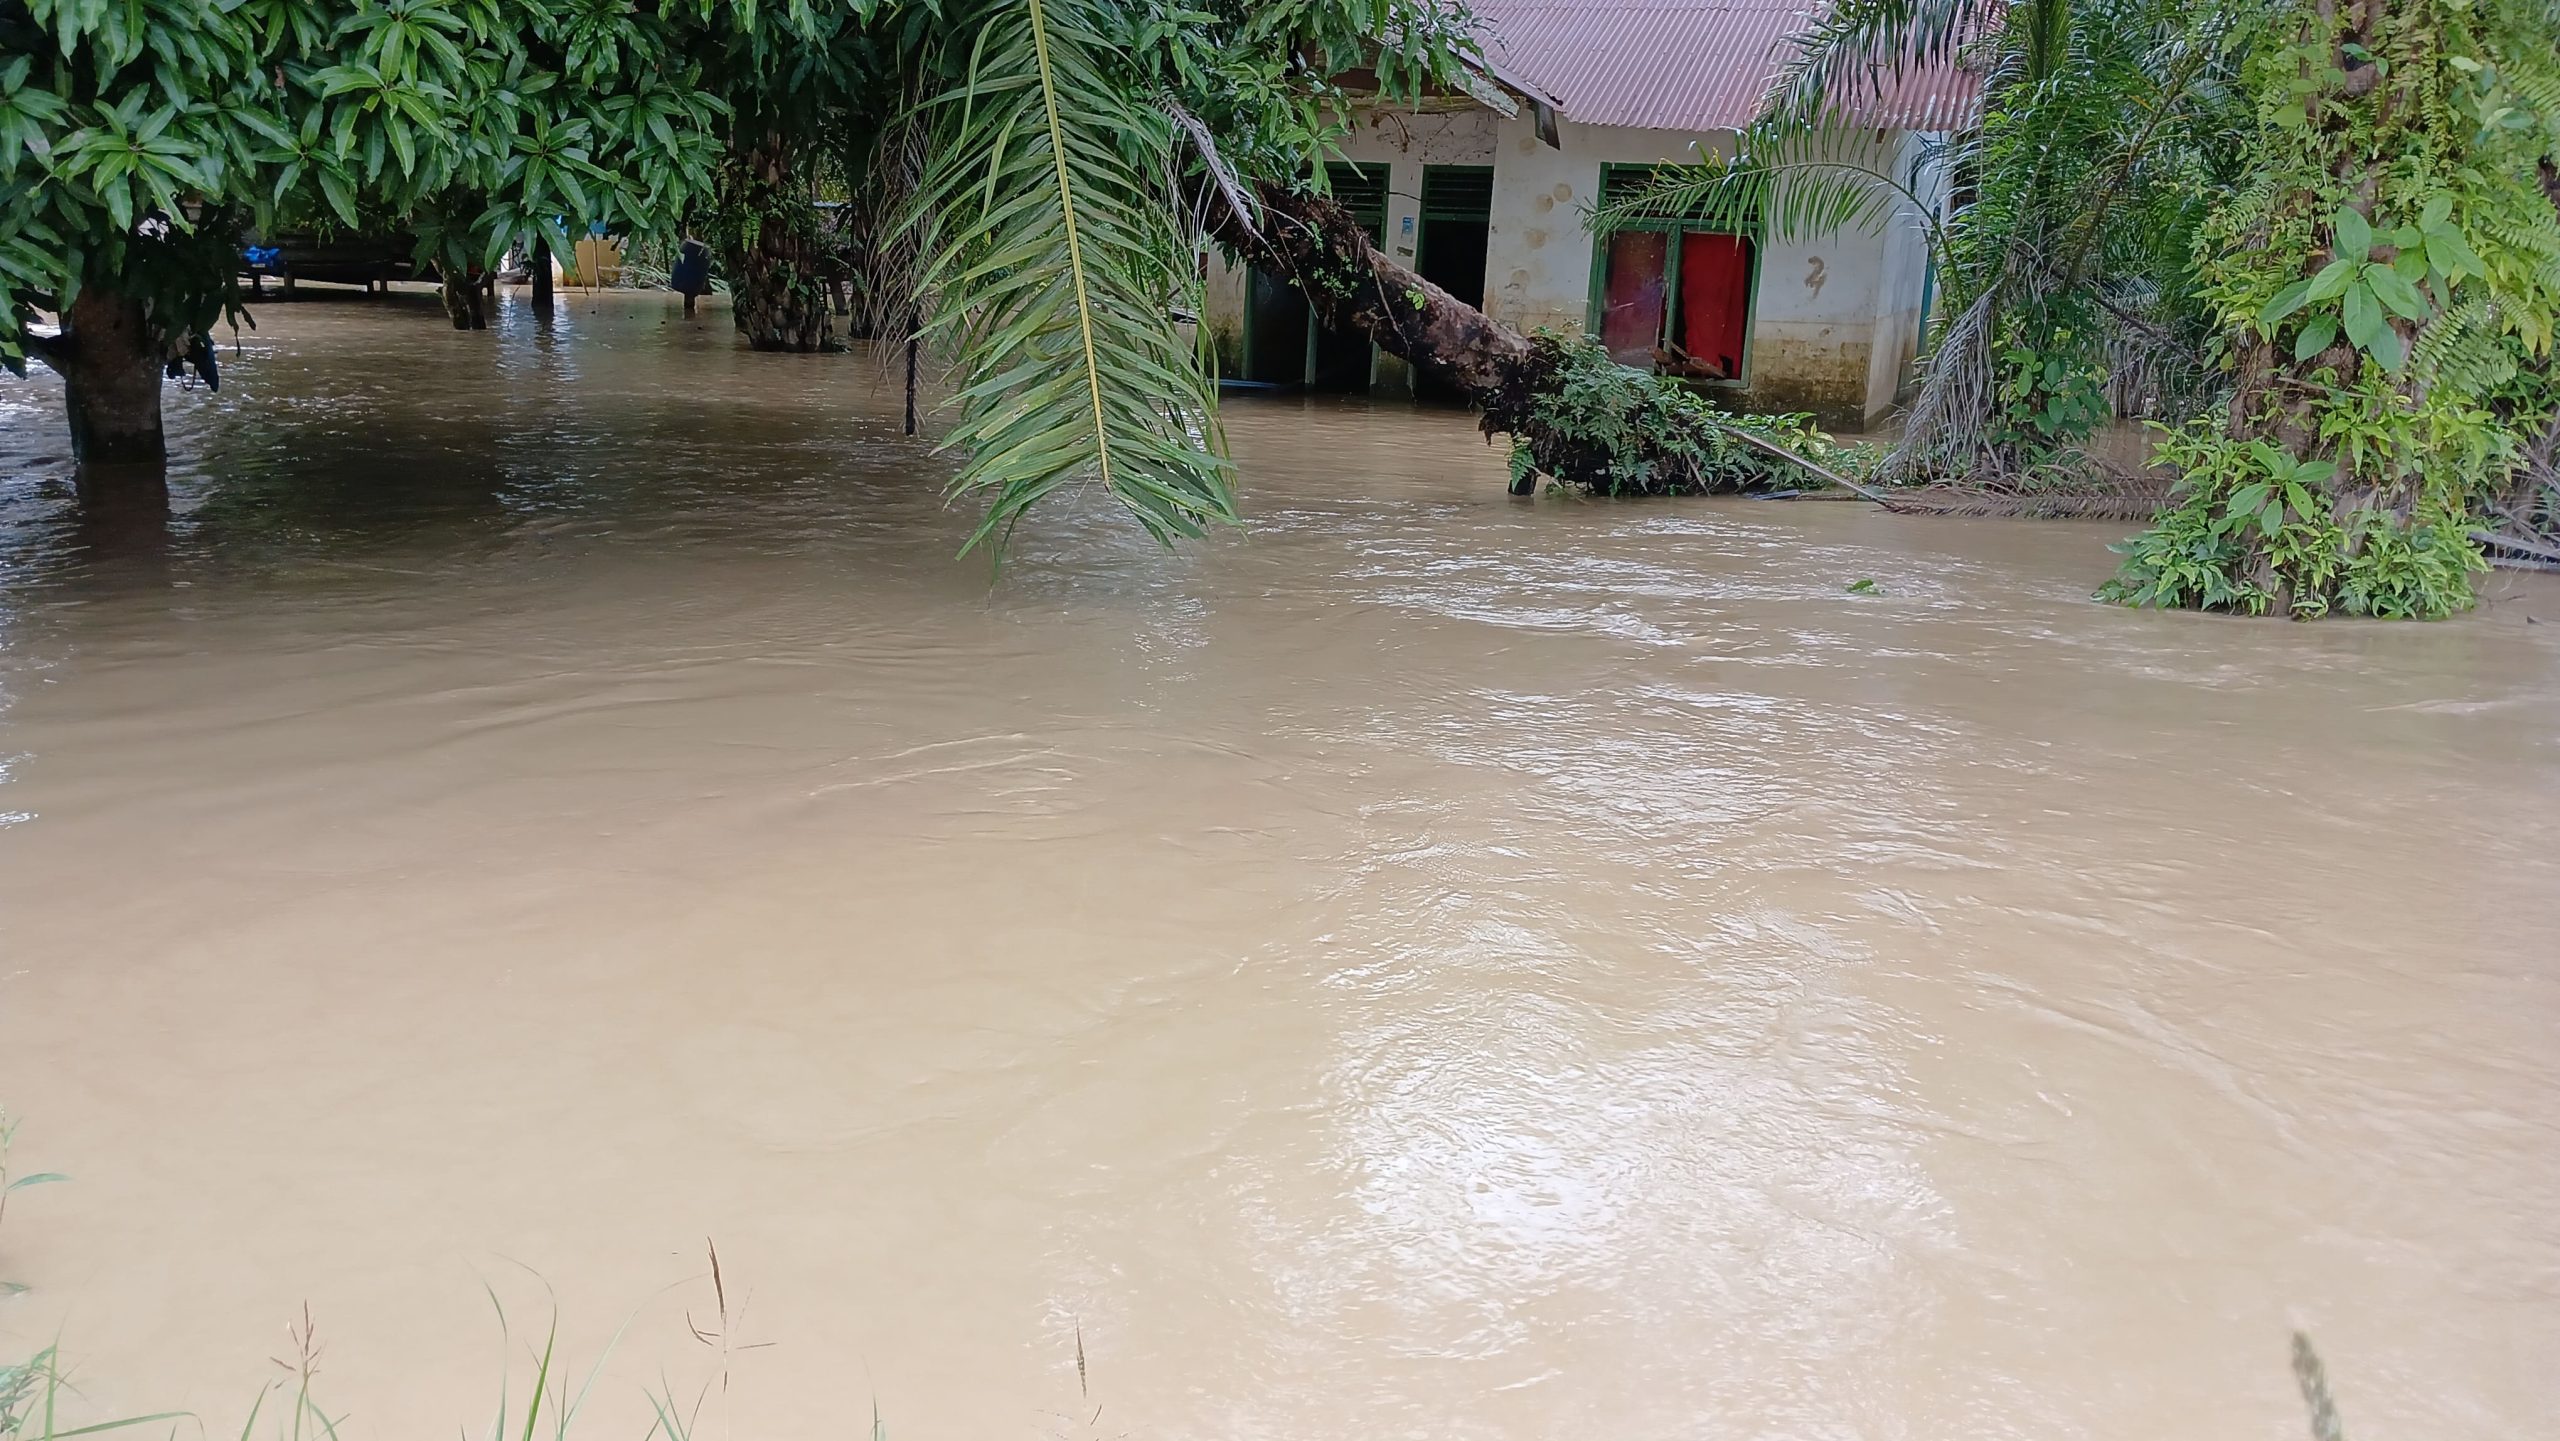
[{"left": 1202, "top": 0, "right": 1971, "bottom": 429}]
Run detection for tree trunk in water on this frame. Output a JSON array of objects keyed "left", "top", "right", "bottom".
[
  {"left": 441, "top": 268, "right": 489, "bottom": 330},
  {"left": 2223, "top": 0, "right": 2418, "bottom": 469},
  {"left": 716, "top": 135, "right": 840, "bottom": 353},
  {"left": 2100, "top": 0, "right": 2560, "bottom": 617},
  {"left": 55, "top": 288, "right": 167, "bottom": 467},
  {"left": 531, "top": 238, "right": 554, "bottom": 318}
]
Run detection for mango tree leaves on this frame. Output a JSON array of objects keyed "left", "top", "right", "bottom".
[{"left": 0, "top": 0, "right": 740, "bottom": 363}]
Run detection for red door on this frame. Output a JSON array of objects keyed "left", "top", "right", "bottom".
[{"left": 1676, "top": 233, "right": 1753, "bottom": 380}]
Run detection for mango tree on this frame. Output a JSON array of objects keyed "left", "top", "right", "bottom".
[{"left": 0, "top": 0, "right": 724, "bottom": 467}]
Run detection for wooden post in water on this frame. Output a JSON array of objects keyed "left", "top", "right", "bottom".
[{"left": 904, "top": 312, "right": 920, "bottom": 437}]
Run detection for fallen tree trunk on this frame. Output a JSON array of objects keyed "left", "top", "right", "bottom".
[
  {"left": 1217, "top": 181, "right": 1530, "bottom": 414},
  {"left": 1211, "top": 181, "right": 1880, "bottom": 500}
]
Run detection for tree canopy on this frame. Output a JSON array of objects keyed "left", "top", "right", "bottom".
[
  {"left": 1, "top": 0, "right": 1475, "bottom": 527},
  {"left": 1, "top": 0, "right": 735, "bottom": 371},
  {"left": 7, "top": 0, "right": 2550, "bottom": 618}
]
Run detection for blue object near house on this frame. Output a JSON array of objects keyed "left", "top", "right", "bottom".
[{"left": 670, "top": 240, "right": 711, "bottom": 298}]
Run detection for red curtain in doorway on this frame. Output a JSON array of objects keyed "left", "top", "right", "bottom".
[{"left": 1676, "top": 233, "right": 1752, "bottom": 380}]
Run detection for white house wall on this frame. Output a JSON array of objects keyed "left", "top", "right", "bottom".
[
  {"left": 1200, "top": 103, "right": 1938, "bottom": 427},
  {"left": 1484, "top": 114, "right": 1917, "bottom": 425},
  {"left": 1862, "top": 130, "right": 1949, "bottom": 417}
]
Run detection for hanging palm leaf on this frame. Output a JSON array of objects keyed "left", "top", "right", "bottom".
[{"left": 905, "top": 0, "right": 1233, "bottom": 552}]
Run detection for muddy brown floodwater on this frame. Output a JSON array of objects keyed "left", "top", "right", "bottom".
[{"left": 3, "top": 290, "right": 2558, "bottom": 1441}]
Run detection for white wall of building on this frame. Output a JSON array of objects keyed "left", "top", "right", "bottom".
[
  {"left": 1202, "top": 102, "right": 1941, "bottom": 426},
  {"left": 1481, "top": 115, "right": 1926, "bottom": 424},
  {"left": 1865, "top": 129, "right": 1950, "bottom": 413}
]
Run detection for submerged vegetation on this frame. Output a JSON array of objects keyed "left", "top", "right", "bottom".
[
  {"left": 0, "top": 1108, "right": 67, "bottom": 1297},
  {"left": 0, "top": 1167, "right": 798, "bottom": 1441}
]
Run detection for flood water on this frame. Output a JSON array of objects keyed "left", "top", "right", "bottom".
[{"left": 3, "top": 290, "right": 2558, "bottom": 1441}]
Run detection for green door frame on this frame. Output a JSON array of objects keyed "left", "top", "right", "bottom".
[{"left": 1313, "top": 161, "right": 1387, "bottom": 386}]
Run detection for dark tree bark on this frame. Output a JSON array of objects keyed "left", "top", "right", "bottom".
[
  {"left": 441, "top": 266, "right": 489, "bottom": 330},
  {"left": 72, "top": 462, "right": 175, "bottom": 560},
  {"left": 531, "top": 237, "right": 555, "bottom": 318},
  {"left": 50, "top": 288, "right": 169, "bottom": 466},
  {"left": 715, "top": 134, "right": 841, "bottom": 353}
]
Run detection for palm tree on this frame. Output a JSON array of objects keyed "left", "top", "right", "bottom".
[
  {"left": 1601, "top": 0, "right": 2250, "bottom": 494},
  {"left": 878, "top": 0, "right": 1891, "bottom": 533}
]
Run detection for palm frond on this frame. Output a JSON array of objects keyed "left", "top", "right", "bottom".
[
  {"left": 907, "top": 0, "right": 1232, "bottom": 551},
  {"left": 846, "top": 88, "right": 931, "bottom": 361},
  {"left": 1762, "top": 0, "right": 2008, "bottom": 127},
  {"left": 1882, "top": 287, "right": 2000, "bottom": 484},
  {"left": 1590, "top": 126, "right": 1950, "bottom": 257}
]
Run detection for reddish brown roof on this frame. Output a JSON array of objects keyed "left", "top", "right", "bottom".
[{"left": 1471, "top": 0, "right": 1979, "bottom": 133}]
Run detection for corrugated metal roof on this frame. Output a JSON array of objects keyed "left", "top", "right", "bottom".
[{"left": 1471, "top": 0, "right": 1979, "bottom": 133}]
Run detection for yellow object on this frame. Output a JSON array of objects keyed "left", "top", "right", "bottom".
[{"left": 557, "top": 236, "right": 624, "bottom": 287}]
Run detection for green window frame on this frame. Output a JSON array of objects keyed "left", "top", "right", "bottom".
[
  {"left": 1237, "top": 161, "right": 1391, "bottom": 387},
  {"left": 1415, "top": 164, "right": 1493, "bottom": 279},
  {"left": 1584, "top": 163, "right": 1762, "bottom": 387}
]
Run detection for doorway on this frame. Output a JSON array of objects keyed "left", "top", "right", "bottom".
[
  {"left": 1240, "top": 162, "right": 1388, "bottom": 390},
  {"left": 1414, "top": 165, "right": 1492, "bottom": 402}
]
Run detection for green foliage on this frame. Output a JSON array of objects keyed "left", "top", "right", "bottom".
[
  {"left": 1993, "top": 322, "right": 2110, "bottom": 447},
  {"left": 2101, "top": 417, "right": 2487, "bottom": 617},
  {"left": 1511, "top": 332, "right": 1848, "bottom": 496},
  {"left": 0, "top": 0, "right": 736, "bottom": 371},
  {"left": 2214, "top": 0, "right": 2560, "bottom": 380},
  {"left": 2, "top": 0, "right": 1476, "bottom": 543},
  {"left": 1589, "top": 127, "right": 1946, "bottom": 252},
  {"left": 1110, "top": 0, "right": 1476, "bottom": 187},
  {"left": 2254, "top": 198, "right": 2489, "bottom": 374},
  {"left": 906, "top": 0, "right": 1233, "bottom": 549},
  {"left": 0, "top": 1109, "right": 184, "bottom": 1441},
  {"left": 1505, "top": 438, "right": 1538, "bottom": 491},
  {"left": 880, "top": 0, "right": 1472, "bottom": 543},
  {"left": 1911, "top": 0, "right": 2239, "bottom": 473},
  {"left": 0, "top": 1348, "right": 183, "bottom": 1441},
  {"left": 2111, "top": 0, "right": 2560, "bottom": 618}
]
